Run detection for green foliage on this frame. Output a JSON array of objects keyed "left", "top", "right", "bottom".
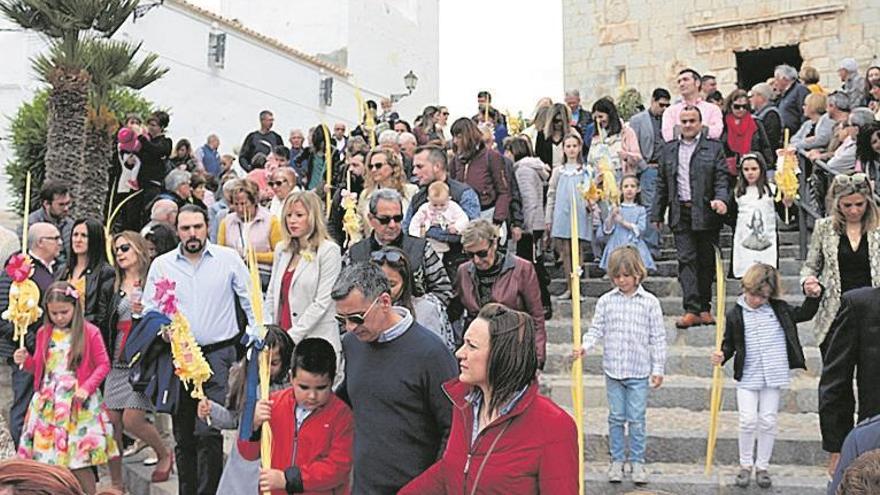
[
  {"left": 5, "top": 87, "right": 157, "bottom": 214},
  {"left": 617, "top": 87, "right": 644, "bottom": 122}
]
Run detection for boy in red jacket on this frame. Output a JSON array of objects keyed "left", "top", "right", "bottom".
[{"left": 238, "top": 338, "right": 353, "bottom": 495}]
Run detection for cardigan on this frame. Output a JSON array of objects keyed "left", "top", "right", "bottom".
[
  {"left": 800, "top": 217, "right": 880, "bottom": 347},
  {"left": 720, "top": 296, "right": 820, "bottom": 381},
  {"left": 22, "top": 321, "right": 110, "bottom": 396},
  {"left": 217, "top": 206, "right": 282, "bottom": 267}
]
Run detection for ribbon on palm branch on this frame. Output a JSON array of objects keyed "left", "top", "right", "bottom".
[
  {"left": 569, "top": 194, "right": 585, "bottom": 495},
  {"left": 704, "top": 246, "right": 726, "bottom": 475}
]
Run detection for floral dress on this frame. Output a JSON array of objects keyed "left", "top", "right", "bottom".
[{"left": 18, "top": 328, "right": 118, "bottom": 469}]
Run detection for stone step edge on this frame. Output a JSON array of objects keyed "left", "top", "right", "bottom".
[
  {"left": 544, "top": 374, "right": 819, "bottom": 389},
  {"left": 545, "top": 342, "right": 822, "bottom": 354}
]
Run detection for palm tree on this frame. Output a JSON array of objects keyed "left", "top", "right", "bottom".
[
  {"left": 0, "top": 0, "right": 163, "bottom": 220},
  {"left": 79, "top": 39, "right": 166, "bottom": 220}
]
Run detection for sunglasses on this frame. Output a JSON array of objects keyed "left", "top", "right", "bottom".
[
  {"left": 268, "top": 180, "right": 288, "bottom": 187},
  {"left": 464, "top": 248, "right": 491, "bottom": 259},
  {"left": 441, "top": 111, "right": 449, "bottom": 116},
  {"left": 368, "top": 162, "right": 388, "bottom": 171},
  {"left": 657, "top": 102, "right": 670, "bottom": 108},
  {"left": 834, "top": 173, "right": 869, "bottom": 187},
  {"left": 335, "top": 297, "right": 379, "bottom": 326},
  {"left": 732, "top": 103, "right": 749, "bottom": 110},
  {"left": 115, "top": 244, "right": 132, "bottom": 254},
  {"left": 373, "top": 214, "right": 404, "bottom": 225},
  {"left": 371, "top": 250, "right": 404, "bottom": 263}
]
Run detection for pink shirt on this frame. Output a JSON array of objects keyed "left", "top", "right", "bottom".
[{"left": 661, "top": 99, "right": 723, "bottom": 142}]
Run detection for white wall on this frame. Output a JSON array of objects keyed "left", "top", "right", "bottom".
[{"left": 0, "top": 0, "right": 438, "bottom": 212}]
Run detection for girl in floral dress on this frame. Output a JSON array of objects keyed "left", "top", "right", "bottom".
[{"left": 14, "top": 281, "right": 118, "bottom": 494}]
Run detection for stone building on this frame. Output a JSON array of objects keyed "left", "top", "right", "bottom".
[{"left": 563, "top": 0, "right": 880, "bottom": 100}]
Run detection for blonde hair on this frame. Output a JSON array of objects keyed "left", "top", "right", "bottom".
[
  {"left": 280, "top": 190, "right": 329, "bottom": 254},
  {"left": 428, "top": 181, "right": 450, "bottom": 200},
  {"left": 364, "top": 147, "right": 408, "bottom": 196},
  {"left": 828, "top": 174, "right": 880, "bottom": 235},
  {"left": 112, "top": 231, "right": 152, "bottom": 291},
  {"left": 741, "top": 263, "right": 781, "bottom": 299},
  {"left": 804, "top": 93, "right": 827, "bottom": 116},
  {"left": 606, "top": 245, "right": 648, "bottom": 283}
]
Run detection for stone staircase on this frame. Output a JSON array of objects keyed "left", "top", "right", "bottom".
[{"left": 543, "top": 228, "right": 829, "bottom": 493}]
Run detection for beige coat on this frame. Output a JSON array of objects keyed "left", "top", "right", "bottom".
[
  {"left": 800, "top": 217, "right": 880, "bottom": 345},
  {"left": 264, "top": 239, "right": 342, "bottom": 352}
]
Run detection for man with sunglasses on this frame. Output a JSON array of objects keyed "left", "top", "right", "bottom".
[
  {"left": 332, "top": 262, "right": 456, "bottom": 494},
  {"left": 630, "top": 87, "right": 672, "bottom": 256},
  {"left": 345, "top": 188, "right": 453, "bottom": 306},
  {"left": 0, "top": 222, "right": 62, "bottom": 446}
]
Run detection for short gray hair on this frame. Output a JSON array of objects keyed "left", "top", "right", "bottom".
[
  {"left": 368, "top": 188, "right": 403, "bottom": 215},
  {"left": 461, "top": 218, "right": 499, "bottom": 247},
  {"left": 399, "top": 132, "right": 417, "bottom": 145},
  {"left": 774, "top": 64, "right": 798, "bottom": 81},
  {"left": 828, "top": 91, "right": 852, "bottom": 112},
  {"left": 331, "top": 262, "right": 390, "bottom": 301},
  {"left": 151, "top": 199, "right": 178, "bottom": 220},
  {"left": 164, "top": 169, "right": 191, "bottom": 192},
  {"left": 564, "top": 89, "right": 580, "bottom": 98},
  {"left": 378, "top": 129, "right": 399, "bottom": 146},
  {"left": 849, "top": 107, "right": 876, "bottom": 128},
  {"left": 749, "top": 82, "right": 774, "bottom": 100}
]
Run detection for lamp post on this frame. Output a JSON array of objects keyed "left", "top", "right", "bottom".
[{"left": 390, "top": 70, "right": 418, "bottom": 103}]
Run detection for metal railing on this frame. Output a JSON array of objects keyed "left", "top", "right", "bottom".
[{"left": 793, "top": 153, "right": 840, "bottom": 260}]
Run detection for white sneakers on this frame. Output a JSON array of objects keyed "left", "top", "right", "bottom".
[{"left": 607, "top": 462, "right": 648, "bottom": 485}]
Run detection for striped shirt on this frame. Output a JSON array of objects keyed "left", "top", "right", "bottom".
[
  {"left": 582, "top": 286, "right": 667, "bottom": 379},
  {"left": 738, "top": 297, "right": 791, "bottom": 390}
]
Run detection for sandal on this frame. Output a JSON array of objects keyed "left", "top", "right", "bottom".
[
  {"left": 735, "top": 467, "right": 751, "bottom": 487},
  {"left": 755, "top": 469, "right": 772, "bottom": 488}
]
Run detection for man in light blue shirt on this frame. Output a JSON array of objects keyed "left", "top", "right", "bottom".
[{"left": 143, "top": 204, "right": 255, "bottom": 495}]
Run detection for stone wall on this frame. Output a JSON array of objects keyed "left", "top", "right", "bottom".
[{"left": 563, "top": 0, "right": 880, "bottom": 102}]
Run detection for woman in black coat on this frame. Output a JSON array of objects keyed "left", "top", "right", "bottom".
[{"left": 57, "top": 218, "right": 115, "bottom": 327}]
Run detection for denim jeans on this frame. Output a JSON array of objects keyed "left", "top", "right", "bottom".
[
  {"left": 9, "top": 363, "right": 34, "bottom": 447},
  {"left": 606, "top": 375, "right": 649, "bottom": 463}
]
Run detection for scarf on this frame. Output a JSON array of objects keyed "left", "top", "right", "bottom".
[
  {"left": 725, "top": 113, "right": 757, "bottom": 155},
  {"left": 475, "top": 254, "right": 505, "bottom": 306}
]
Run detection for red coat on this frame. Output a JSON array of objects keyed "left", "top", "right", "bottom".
[
  {"left": 238, "top": 389, "right": 354, "bottom": 495},
  {"left": 22, "top": 322, "right": 110, "bottom": 397},
  {"left": 399, "top": 379, "right": 578, "bottom": 495}
]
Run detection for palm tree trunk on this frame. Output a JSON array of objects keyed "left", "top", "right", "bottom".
[
  {"left": 79, "top": 116, "right": 113, "bottom": 221},
  {"left": 44, "top": 67, "right": 90, "bottom": 190}
]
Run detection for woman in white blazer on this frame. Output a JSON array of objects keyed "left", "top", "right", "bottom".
[{"left": 265, "top": 190, "right": 342, "bottom": 357}]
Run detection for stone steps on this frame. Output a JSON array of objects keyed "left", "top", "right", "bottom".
[
  {"left": 545, "top": 316, "right": 819, "bottom": 347},
  {"left": 583, "top": 462, "right": 826, "bottom": 494},
  {"left": 546, "top": 257, "right": 803, "bottom": 280},
  {"left": 578, "top": 407, "right": 823, "bottom": 466},
  {"left": 551, "top": 294, "right": 806, "bottom": 317},
  {"left": 545, "top": 374, "right": 819, "bottom": 413},
  {"left": 542, "top": 342, "right": 823, "bottom": 378}
]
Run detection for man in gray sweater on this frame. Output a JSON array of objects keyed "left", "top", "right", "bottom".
[{"left": 333, "top": 262, "right": 457, "bottom": 494}]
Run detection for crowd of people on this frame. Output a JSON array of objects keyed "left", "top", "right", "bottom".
[{"left": 1, "top": 56, "right": 880, "bottom": 495}]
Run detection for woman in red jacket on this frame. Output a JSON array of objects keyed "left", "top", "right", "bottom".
[{"left": 400, "top": 303, "right": 578, "bottom": 495}]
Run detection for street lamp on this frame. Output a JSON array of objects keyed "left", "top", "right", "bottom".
[{"left": 390, "top": 70, "right": 418, "bottom": 103}]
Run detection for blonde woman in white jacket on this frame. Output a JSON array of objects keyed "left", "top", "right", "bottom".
[{"left": 265, "top": 191, "right": 342, "bottom": 362}]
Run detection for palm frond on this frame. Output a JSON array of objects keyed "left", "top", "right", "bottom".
[{"left": 119, "top": 52, "right": 168, "bottom": 90}]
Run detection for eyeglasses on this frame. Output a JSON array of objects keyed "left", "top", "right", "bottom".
[
  {"left": 114, "top": 244, "right": 132, "bottom": 254},
  {"left": 335, "top": 297, "right": 380, "bottom": 326},
  {"left": 368, "top": 162, "right": 388, "bottom": 171},
  {"left": 268, "top": 180, "right": 288, "bottom": 187},
  {"left": 39, "top": 235, "right": 62, "bottom": 243},
  {"left": 464, "top": 248, "right": 491, "bottom": 259},
  {"left": 732, "top": 103, "right": 750, "bottom": 110},
  {"left": 373, "top": 214, "right": 404, "bottom": 225},
  {"left": 371, "top": 250, "right": 404, "bottom": 263}
]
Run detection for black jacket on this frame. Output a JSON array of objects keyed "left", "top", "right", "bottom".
[
  {"left": 651, "top": 136, "right": 728, "bottom": 231},
  {"left": 755, "top": 105, "right": 784, "bottom": 156},
  {"left": 720, "top": 117, "right": 774, "bottom": 168},
  {"left": 57, "top": 261, "right": 115, "bottom": 328},
  {"left": 99, "top": 283, "right": 142, "bottom": 361},
  {"left": 720, "top": 296, "right": 819, "bottom": 380},
  {"left": 136, "top": 134, "right": 172, "bottom": 187},
  {"left": 239, "top": 130, "right": 283, "bottom": 172},
  {"left": 819, "top": 287, "right": 880, "bottom": 452}
]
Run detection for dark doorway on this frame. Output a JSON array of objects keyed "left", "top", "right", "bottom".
[{"left": 735, "top": 44, "right": 803, "bottom": 90}]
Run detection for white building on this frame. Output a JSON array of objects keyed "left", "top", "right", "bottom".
[{"left": 0, "top": 0, "right": 439, "bottom": 210}]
